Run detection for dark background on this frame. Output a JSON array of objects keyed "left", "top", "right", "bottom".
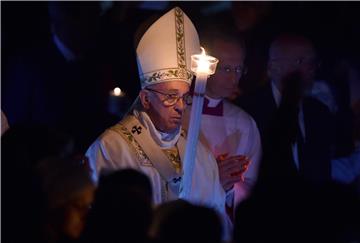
[{"left": 2, "top": 1, "right": 360, "bottom": 152}]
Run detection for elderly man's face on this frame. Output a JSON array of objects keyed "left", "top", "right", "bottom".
[
  {"left": 268, "top": 39, "right": 318, "bottom": 92},
  {"left": 206, "top": 39, "right": 246, "bottom": 99},
  {"left": 141, "top": 81, "right": 190, "bottom": 133}
]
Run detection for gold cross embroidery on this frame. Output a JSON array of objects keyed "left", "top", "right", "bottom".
[{"left": 162, "top": 146, "right": 182, "bottom": 174}]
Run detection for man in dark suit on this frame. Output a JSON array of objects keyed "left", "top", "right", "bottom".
[{"left": 237, "top": 34, "right": 333, "bottom": 189}]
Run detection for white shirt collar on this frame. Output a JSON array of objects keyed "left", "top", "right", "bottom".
[
  {"left": 135, "top": 110, "right": 181, "bottom": 148},
  {"left": 271, "top": 81, "right": 282, "bottom": 107},
  {"left": 53, "top": 33, "right": 77, "bottom": 62},
  {"left": 205, "top": 95, "right": 223, "bottom": 108}
]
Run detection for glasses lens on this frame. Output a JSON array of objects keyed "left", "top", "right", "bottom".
[
  {"left": 163, "top": 94, "right": 192, "bottom": 106},
  {"left": 163, "top": 97, "right": 177, "bottom": 106}
]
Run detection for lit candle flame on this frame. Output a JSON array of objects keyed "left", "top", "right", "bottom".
[
  {"left": 114, "top": 87, "right": 122, "bottom": 96},
  {"left": 200, "top": 47, "right": 206, "bottom": 56},
  {"left": 197, "top": 47, "right": 211, "bottom": 73}
]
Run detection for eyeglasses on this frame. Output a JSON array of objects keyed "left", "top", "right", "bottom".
[
  {"left": 145, "top": 88, "right": 192, "bottom": 107},
  {"left": 217, "top": 65, "right": 247, "bottom": 75}
]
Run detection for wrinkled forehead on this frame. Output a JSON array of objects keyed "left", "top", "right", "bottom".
[
  {"left": 269, "top": 37, "right": 317, "bottom": 60},
  {"left": 146, "top": 80, "right": 190, "bottom": 93}
]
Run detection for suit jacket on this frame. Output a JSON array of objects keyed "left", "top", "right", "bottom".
[{"left": 237, "top": 83, "right": 332, "bottom": 188}]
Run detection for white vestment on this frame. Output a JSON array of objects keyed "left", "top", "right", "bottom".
[
  {"left": 86, "top": 110, "right": 231, "bottom": 237},
  {"left": 185, "top": 97, "right": 262, "bottom": 207}
]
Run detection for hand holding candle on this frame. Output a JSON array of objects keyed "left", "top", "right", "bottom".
[{"left": 180, "top": 47, "right": 219, "bottom": 199}]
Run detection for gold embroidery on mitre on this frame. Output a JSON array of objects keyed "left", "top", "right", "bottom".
[
  {"left": 140, "top": 67, "right": 193, "bottom": 86},
  {"left": 175, "top": 7, "right": 186, "bottom": 69}
]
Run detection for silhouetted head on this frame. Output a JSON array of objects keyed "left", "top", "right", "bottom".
[
  {"left": 268, "top": 34, "right": 319, "bottom": 94},
  {"left": 150, "top": 200, "right": 223, "bottom": 243},
  {"left": 1, "top": 124, "right": 75, "bottom": 243},
  {"left": 81, "top": 169, "right": 153, "bottom": 243},
  {"left": 37, "top": 155, "right": 95, "bottom": 241}
]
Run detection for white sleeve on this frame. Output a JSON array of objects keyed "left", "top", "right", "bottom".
[
  {"left": 85, "top": 130, "right": 140, "bottom": 184},
  {"left": 85, "top": 138, "right": 109, "bottom": 183},
  {"left": 234, "top": 116, "right": 262, "bottom": 206}
]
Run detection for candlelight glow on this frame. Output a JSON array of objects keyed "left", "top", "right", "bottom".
[
  {"left": 198, "top": 48, "right": 211, "bottom": 73},
  {"left": 191, "top": 47, "right": 219, "bottom": 75},
  {"left": 114, "top": 87, "right": 122, "bottom": 96}
]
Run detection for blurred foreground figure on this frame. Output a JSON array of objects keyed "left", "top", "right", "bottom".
[
  {"left": 37, "top": 156, "right": 95, "bottom": 243},
  {"left": 150, "top": 200, "right": 222, "bottom": 243},
  {"left": 2, "top": 124, "right": 78, "bottom": 243},
  {"left": 80, "top": 169, "right": 153, "bottom": 243},
  {"left": 234, "top": 180, "right": 360, "bottom": 243}
]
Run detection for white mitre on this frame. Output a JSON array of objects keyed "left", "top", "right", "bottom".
[{"left": 136, "top": 7, "right": 200, "bottom": 89}]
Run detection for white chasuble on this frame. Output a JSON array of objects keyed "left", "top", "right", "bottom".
[{"left": 86, "top": 110, "right": 228, "bottom": 226}]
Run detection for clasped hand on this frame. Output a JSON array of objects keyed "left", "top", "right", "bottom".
[{"left": 216, "top": 153, "right": 251, "bottom": 192}]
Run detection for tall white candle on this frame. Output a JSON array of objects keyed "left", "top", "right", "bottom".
[{"left": 180, "top": 48, "right": 218, "bottom": 199}]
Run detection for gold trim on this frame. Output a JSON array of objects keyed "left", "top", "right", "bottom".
[
  {"left": 175, "top": 7, "right": 186, "bottom": 69},
  {"left": 109, "top": 124, "right": 153, "bottom": 167},
  {"left": 162, "top": 147, "right": 182, "bottom": 174},
  {"left": 140, "top": 67, "right": 193, "bottom": 86}
]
